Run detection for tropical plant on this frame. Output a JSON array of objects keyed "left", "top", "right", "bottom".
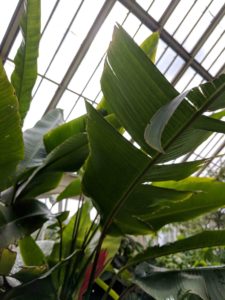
[{"left": 2, "top": 1, "right": 225, "bottom": 299}]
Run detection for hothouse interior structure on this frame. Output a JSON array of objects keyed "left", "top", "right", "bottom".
[{"left": 1, "top": 0, "right": 225, "bottom": 299}]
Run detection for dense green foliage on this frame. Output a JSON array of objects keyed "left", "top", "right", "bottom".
[{"left": 1, "top": 1, "right": 225, "bottom": 299}]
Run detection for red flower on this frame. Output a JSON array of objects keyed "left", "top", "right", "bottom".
[{"left": 78, "top": 250, "right": 108, "bottom": 300}]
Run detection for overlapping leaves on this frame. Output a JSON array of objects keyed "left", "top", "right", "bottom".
[{"left": 83, "top": 25, "right": 225, "bottom": 236}]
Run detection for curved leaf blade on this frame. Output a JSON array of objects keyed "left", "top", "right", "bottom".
[
  {"left": 44, "top": 133, "right": 89, "bottom": 172},
  {"left": 140, "top": 31, "right": 159, "bottom": 63},
  {"left": 0, "top": 200, "right": 50, "bottom": 248},
  {"left": 129, "top": 230, "right": 225, "bottom": 267},
  {"left": 134, "top": 263, "right": 225, "bottom": 300},
  {"left": 0, "top": 61, "right": 24, "bottom": 190},
  {"left": 19, "top": 236, "right": 46, "bottom": 266},
  {"left": 11, "top": 0, "right": 40, "bottom": 123},
  {"left": 144, "top": 90, "right": 189, "bottom": 153},
  {"left": 18, "top": 109, "right": 63, "bottom": 174},
  {"left": 44, "top": 114, "right": 86, "bottom": 153},
  {"left": 102, "top": 26, "right": 225, "bottom": 162}
]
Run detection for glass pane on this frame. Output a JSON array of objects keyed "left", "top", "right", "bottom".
[
  {"left": 23, "top": 79, "right": 58, "bottom": 129},
  {"left": 0, "top": 0, "right": 19, "bottom": 42}
]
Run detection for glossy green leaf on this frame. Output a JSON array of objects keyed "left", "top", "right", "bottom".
[
  {"left": 144, "top": 90, "right": 189, "bottom": 152},
  {"left": 142, "top": 159, "right": 206, "bottom": 182},
  {"left": 128, "top": 230, "right": 225, "bottom": 267},
  {"left": 43, "top": 133, "right": 88, "bottom": 172},
  {"left": 44, "top": 112, "right": 120, "bottom": 155},
  {"left": 0, "top": 61, "right": 24, "bottom": 190},
  {"left": 57, "top": 177, "right": 81, "bottom": 202},
  {"left": 134, "top": 263, "right": 225, "bottom": 300},
  {"left": 16, "top": 133, "right": 88, "bottom": 201},
  {"left": 19, "top": 236, "right": 46, "bottom": 266},
  {"left": 11, "top": 0, "right": 40, "bottom": 123},
  {"left": 140, "top": 31, "right": 159, "bottom": 63},
  {"left": 18, "top": 109, "right": 63, "bottom": 174},
  {"left": 0, "top": 200, "right": 50, "bottom": 248},
  {"left": 83, "top": 104, "right": 192, "bottom": 235},
  {"left": 101, "top": 25, "right": 180, "bottom": 158},
  {"left": 193, "top": 115, "right": 225, "bottom": 134},
  {"left": 147, "top": 178, "right": 225, "bottom": 230},
  {"left": 0, "top": 248, "right": 16, "bottom": 275},
  {"left": 44, "top": 114, "right": 86, "bottom": 153},
  {"left": 101, "top": 26, "right": 225, "bottom": 162}
]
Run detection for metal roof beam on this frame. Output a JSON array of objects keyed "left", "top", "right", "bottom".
[
  {"left": 158, "top": 0, "right": 181, "bottom": 28},
  {"left": 44, "top": 0, "right": 116, "bottom": 113},
  {"left": 172, "top": 3, "right": 225, "bottom": 85},
  {"left": 0, "top": 0, "right": 24, "bottom": 63},
  {"left": 118, "top": 0, "right": 213, "bottom": 82}
]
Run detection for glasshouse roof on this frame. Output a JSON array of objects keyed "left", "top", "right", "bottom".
[{"left": 1, "top": 0, "right": 225, "bottom": 178}]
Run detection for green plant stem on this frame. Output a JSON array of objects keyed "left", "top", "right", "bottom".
[
  {"left": 58, "top": 218, "right": 63, "bottom": 261},
  {"left": 60, "top": 196, "right": 83, "bottom": 299},
  {"left": 95, "top": 277, "right": 119, "bottom": 300},
  {"left": 61, "top": 208, "right": 99, "bottom": 299}
]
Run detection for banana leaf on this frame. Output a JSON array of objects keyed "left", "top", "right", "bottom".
[
  {"left": 0, "top": 61, "right": 24, "bottom": 191},
  {"left": 134, "top": 262, "right": 225, "bottom": 300},
  {"left": 11, "top": 0, "right": 40, "bottom": 123},
  {"left": 82, "top": 26, "right": 225, "bottom": 235},
  {"left": 101, "top": 26, "right": 225, "bottom": 162}
]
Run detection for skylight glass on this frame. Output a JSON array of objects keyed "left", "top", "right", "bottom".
[{"left": 2, "top": 0, "right": 225, "bottom": 177}]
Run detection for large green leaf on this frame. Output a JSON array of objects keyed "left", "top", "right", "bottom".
[
  {"left": 83, "top": 104, "right": 194, "bottom": 235},
  {"left": 44, "top": 114, "right": 86, "bottom": 153},
  {"left": 0, "top": 200, "right": 50, "bottom": 248},
  {"left": 137, "top": 178, "right": 225, "bottom": 231},
  {"left": 11, "top": 0, "right": 40, "bottom": 123},
  {"left": 17, "top": 171, "right": 62, "bottom": 200},
  {"left": 44, "top": 112, "right": 120, "bottom": 155},
  {"left": 18, "top": 109, "right": 63, "bottom": 174},
  {"left": 142, "top": 159, "right": 206, "bottom": 182},
  {"left": 16, "top": 133, "right": 88, "bottom": 201},
  {"left": 128, "top": 230, "right": 225, "bottom": 267},
  {"left": 82, "top": 103, "right": 225, "bottom": 235},
  {"left": 0, "top": 61, "right": 24, "bottom": 190},
  {"left": 101, "top": 26, "right": 225, "bottom": 162},
  {"left": 101, "top": 25, "right": 193, "bottom": 159},
  {"left": 43, "top": 133, "right": 88, "bottom": 172},
  {"left": 134, "top": 263, "right": 225, "bottom": 300}
]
